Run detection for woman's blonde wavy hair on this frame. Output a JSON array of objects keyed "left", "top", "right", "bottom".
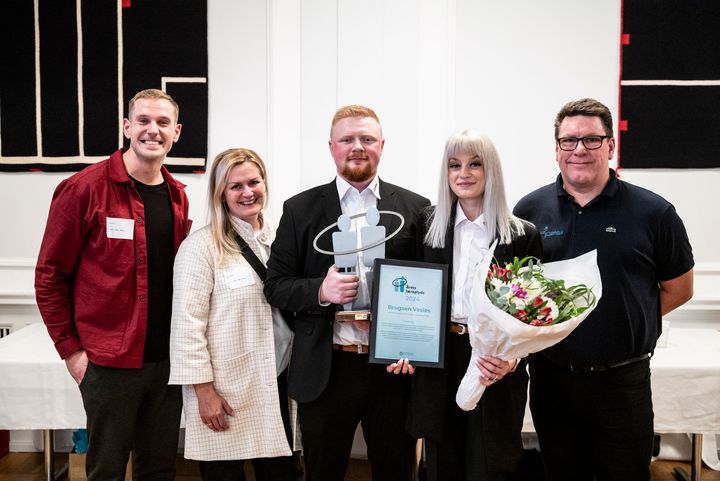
[{"left": 207, "top": 148, "right": 268, "bottom": 260}]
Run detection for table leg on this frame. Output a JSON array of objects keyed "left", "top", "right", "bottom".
[
  {"left": 42, "top": 430, "right": 68, "bottom": 481},
  {"left": 43, "top": 429, "right": 54, "bottom": 481},
  {"left": 672, "top": 433, "right": 703, "bottom": 481},
  {"left": 691, "top": 434, "right": 704, "bottom": 481}
]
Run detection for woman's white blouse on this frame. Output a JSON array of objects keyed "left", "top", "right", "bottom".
[{"left": 451, "top": 209, "right": 492, "bottom": 324}]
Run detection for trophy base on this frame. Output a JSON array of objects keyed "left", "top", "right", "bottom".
[{"left": 335, "top": 311, "right": 372, "bottom": 322}]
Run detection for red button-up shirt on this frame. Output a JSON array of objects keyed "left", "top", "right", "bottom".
[{"left": 35, "top": 149, "right": 191, "bottom": 368}]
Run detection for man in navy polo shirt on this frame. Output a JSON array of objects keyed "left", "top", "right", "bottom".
[{"left": 514, "top": 98, "right": 694, "bottom": 481}]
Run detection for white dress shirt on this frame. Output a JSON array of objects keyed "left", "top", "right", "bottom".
[
  {"left": 333, "top": 175, "right": 381, "bottom": 346},
  {"left": 452, "top": 208, "right": 492, "bottom": 324}
]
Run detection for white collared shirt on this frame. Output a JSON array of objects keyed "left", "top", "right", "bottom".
[
  {"left": 333, "top": 175, "right": 381, "bottom": 345},
  {"left": 452, "top": 208, "right": 492, "bottom": 323}
]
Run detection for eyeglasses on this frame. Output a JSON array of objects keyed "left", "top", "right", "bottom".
[{"left": 556, "top": 135, "right": 610, "bottom": 151}]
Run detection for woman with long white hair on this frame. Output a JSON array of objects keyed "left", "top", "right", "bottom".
[{"left": 408, "top": 130, "right": 541, "bottom": 480}]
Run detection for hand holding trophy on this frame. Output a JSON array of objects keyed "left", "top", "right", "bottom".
[
  {"left": 313, "top": 206, "right": 404, "bottom": 326},
  {"left": 331, "top": 214, "right": 361, "bottom": 312}
]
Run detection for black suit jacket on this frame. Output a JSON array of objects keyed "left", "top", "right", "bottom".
[
  {"left": 265, "top": 178, "right": 430, "bottom": 403},
  {"left": 407, "top": 204, "right": 542, "bottom": 472}
]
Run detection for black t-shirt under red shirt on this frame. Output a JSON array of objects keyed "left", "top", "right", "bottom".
[{"left": 132, "top": 177, "right": 174, "bottom": 363}]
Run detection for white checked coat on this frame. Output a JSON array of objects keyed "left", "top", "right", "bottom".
[{"left": 169, "top": 218, "right": 298, "bottom": 461}]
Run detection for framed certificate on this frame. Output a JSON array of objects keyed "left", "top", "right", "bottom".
[{"left": 369, "top": 258, "right": 448, "bottom": 368}]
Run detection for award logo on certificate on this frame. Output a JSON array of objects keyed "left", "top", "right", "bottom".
[{"left": 369, "top": 259, "right": 448, "bottom": 368}]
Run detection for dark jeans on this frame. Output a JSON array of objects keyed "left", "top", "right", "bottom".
[
  {"left": 529, "top": 355, "right": 654, "bottom": 481},
  {"left": 197, "top": 371, "right": 303, "bottom": 481},
  {"left": 298, "top": 350, "right": 416, "bottom": 481},
  {"left": 79, "top": 359, "right": 182, "bottom": 481}
]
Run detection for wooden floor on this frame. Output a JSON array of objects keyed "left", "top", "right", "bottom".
[
  {"left": 0, "top": 453, "right": 371, "bottom": 481},
  {"left": 0, "top": 452, "right": 718, "bottom": 481}
]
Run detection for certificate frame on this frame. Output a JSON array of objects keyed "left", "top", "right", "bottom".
[{"left": 369, "top": 258, "right": 448, "bottom": 368}]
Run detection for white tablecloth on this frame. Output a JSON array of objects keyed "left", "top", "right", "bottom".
[
  {"left": 650, "top": 327, "right": 720, "bottom": 469},
  {"left": 651, "top": 328, "right": 720, "bottom": 434},
  {"left": 0, "top": 323, "right": 85, "bottom": 429}
]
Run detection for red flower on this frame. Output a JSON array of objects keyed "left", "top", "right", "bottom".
[
  {"left": 530, "top": 318, "right": 552, "bottom": 326},
  {"left": 490, "top": 265, "right": 512, "bottom": 282},
  {"left": 532, "top": 296, "right": 545, "bottom": 308}
]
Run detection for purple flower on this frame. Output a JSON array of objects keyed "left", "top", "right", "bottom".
[{"left": 511, "top": 284, "right": 527, "bottom": 299}]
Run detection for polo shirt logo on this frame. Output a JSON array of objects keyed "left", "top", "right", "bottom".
[
  {"left": 541, "top": 226, "right": 564, "bottom": 238},
  {"left": 605, "top": 227, "right": 617, "bottom": 233}
]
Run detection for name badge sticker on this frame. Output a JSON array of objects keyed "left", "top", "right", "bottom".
[
  {"left": 225, "top": 265, "right": 255, "bottom": 289},
  {"left": 106, "top": 217, "right": 135, "bottom": 240}
]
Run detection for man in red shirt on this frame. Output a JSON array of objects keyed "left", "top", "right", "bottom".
[{"left": 35, "top": 89, "right": 191, "bottom": 480}]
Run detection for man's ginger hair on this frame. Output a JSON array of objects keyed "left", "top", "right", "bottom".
[{"left": 330, "top": 105, "right": 381, "bottom": 137}]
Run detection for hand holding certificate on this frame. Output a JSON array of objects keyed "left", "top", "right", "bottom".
[{"left": 369, "top": 259, "right": 448, "bottom": 368}]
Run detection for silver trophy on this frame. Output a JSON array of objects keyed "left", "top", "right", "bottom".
[{"left": 313, "top": 206, "right": 405, "bottom": 321}]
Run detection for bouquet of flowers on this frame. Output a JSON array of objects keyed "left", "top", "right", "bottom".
[
  {"left": 456, "top": 241, "right": 602, "bottom": 411},
  {"left": 485, "top": 256, "right": 596, "bottom": 327}
]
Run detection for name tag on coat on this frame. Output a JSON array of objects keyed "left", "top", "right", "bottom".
[
  {"left": 225, "top": 265, "right": 255, "bottom": 289},
  {"left": 106, "top": 217, "right": 134, "bottom": 240}
]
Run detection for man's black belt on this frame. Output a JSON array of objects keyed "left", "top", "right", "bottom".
[{"left": 568, "top": 353, "right": 651, "bottom": 373}]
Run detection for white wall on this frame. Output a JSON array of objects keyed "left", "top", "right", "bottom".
[
  {"left": 2, "top": 0, "right": 718, "bottom": 449},
  {"left": 1, "top": 0, "right": 716, "bottom": 329}
]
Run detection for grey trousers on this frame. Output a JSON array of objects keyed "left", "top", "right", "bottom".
[{"left": 79, "top": 359, "right": 182, "bottom": 481}]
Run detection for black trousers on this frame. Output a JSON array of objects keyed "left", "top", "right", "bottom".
[
  {"left": 198, "top": 456, "right": 302, "bottom": 481},
  {"left": 424, "top": 333, "right": 522, "bottom": 481},
  {"left": 529, "top": 355, "right": 654, "bottom": 481},
  {"left": 197, "top": 372, "right": 304, "bottom": 481},
  {"left": 298, "top": 350, "right": 416, "bottom": 481},
  {"left": 79, "top": 360, "right": 182, "bottom": 481}
]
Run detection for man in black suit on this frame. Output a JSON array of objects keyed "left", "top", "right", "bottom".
[{"left": 265, "top": 105, "right": 429, "bottom": 481}]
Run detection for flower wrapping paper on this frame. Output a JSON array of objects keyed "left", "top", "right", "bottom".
[{"left": 455, "top": 242, "right": 603, "bottom": 411}]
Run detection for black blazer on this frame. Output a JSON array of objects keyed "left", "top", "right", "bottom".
[
  {"left": 265, "top": 179, "right": 430, "bottom": 403},
  {"left": 407, "top": 204, "right": 542, "bottom": 472}
]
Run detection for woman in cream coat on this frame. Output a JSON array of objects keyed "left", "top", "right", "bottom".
[{"left": 170, "top": 148, "right": 302, "bottom": 481}]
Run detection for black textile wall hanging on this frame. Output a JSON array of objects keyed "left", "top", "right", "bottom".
[
  {"left": 619, "top": 0, "right": 720, "bottom": 169},
  {"left": 0, "top": 0, "right": 208, "bottom": 173}
]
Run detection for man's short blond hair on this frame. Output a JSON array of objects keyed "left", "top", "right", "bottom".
[
  {"left": 128, "top": 89, "right": 180, "bottom": 122},
  {"left": 330, "top": 105, "right": 381, "bottom": 137}
]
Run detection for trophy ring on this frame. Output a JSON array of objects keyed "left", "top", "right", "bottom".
[{"left": 312, "top": 210, "right": 405, "bottom": 256}]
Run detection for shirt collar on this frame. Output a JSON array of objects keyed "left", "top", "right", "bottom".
[
  {"left": 108, "top": 147, "right": 186, "bottom": 189},
  {"left": 335, "top": 175, "right": 381, "bottom": 201},
  {"left": 454, "top": 205, "right": 485, "bottom": 228},
  {"left": 555, "top": 168, "right": 619, "bottom": 200},
  {"left": 230, "top": 215, "right": 274, "bottom": 245},
  {"left": 230, "top": 215, "right": 257, "bottom": 237}
]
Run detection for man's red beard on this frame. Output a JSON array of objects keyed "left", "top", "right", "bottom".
[{"left": 342, "top": 160, "right": 374, "bottom": 183}]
